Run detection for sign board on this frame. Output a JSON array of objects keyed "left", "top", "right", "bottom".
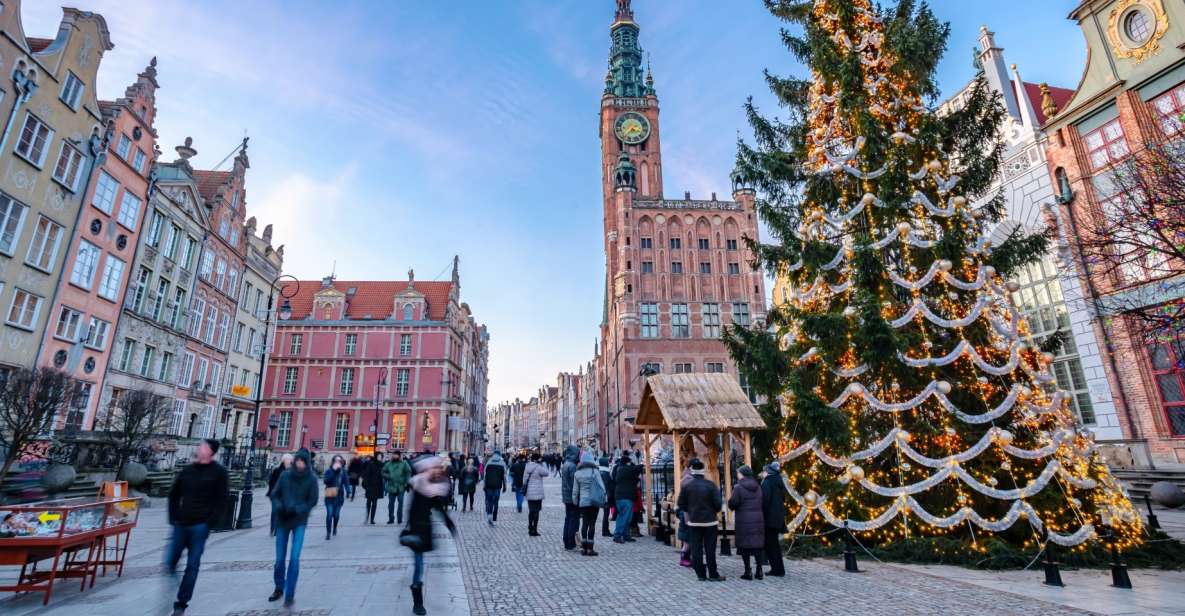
[
  {"left": 310, "top": 439, "right": 324, "bottom": 449},
  {"left": 231, "top": 384, "right": 251, "bottom": 397},
  {"left": 377, "top": 432, "right": 391, "bottom": 439},
  {"left": 376, "top": 437, "right": 389, "bottom": 446},
  {"left": 447, "top": 416, "right": 469, "bottom": 431}
]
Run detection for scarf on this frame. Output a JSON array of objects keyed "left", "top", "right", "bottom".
[{"left": 411, "top": 473, "right": 451, "bottom": 498}]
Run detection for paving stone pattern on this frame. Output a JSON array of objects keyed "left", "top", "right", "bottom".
[{"left": 453, "top": 476, "right": 1094, "bottom": 616}]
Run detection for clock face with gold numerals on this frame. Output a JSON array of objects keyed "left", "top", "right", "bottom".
[{"left": 614, "top": 112, "right": 651, "bottom": 145}]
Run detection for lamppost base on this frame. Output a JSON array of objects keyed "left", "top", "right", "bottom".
[{"left": 236, "top": 490, "right": 254, "bottom": 529}]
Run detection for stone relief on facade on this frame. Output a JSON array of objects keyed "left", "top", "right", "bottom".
[
  {"left": 633, "top": 199, "right": 741, "bottom": 211},
  {"left": 77, "top": 32, "right": 94, "bottom": 68}
]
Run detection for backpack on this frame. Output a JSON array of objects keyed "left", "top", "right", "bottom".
[{"left": 585, "top": 471, "right": 607, "bottom": 508}]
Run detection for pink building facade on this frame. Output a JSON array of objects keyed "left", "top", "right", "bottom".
[
  {"left": 259, "top": 263, "right": 488, "bottom": 458},
  {"left": 36, "top": 59, "right": 158, "bottom": 430}
]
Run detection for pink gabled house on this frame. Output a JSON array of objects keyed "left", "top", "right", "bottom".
[
  {"left": 36, "top": 58, "right": 158, "bottom": 430},
  {"left": 259, "top": 265, "right": 473, "bottom": 459}
]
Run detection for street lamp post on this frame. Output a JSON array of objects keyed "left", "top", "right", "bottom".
[
  {"left": 300, "top": 424, "right": 308, "bottom": 449},
  {"left": 235, "top": 274, "right": 297, "bottom": 530},
  {"left": 268, "top": 414, "right": 279, "bottom": 449},
  {"left": 374, "top": 368, "right": 388, "bottom": 452}
]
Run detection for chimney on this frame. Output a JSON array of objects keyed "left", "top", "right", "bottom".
[{"left": 684, "top": 191, "right": 691, "bottom": 200}]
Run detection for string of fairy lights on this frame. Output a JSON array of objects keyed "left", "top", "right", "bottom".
[{"left": 771, "top": 0, "right": 1142, "bottom": 553}]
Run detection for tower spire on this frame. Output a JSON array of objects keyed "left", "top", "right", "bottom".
[
  {"left": 615, "top": 0, "right": 634, "bottom": 23},
  {"left": 606, "top": 0, "right": 647, "bottom": 97}
]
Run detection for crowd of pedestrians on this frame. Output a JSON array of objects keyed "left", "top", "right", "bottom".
[{"left": 162, "top": 443, "right": 790, "bottom": 615}]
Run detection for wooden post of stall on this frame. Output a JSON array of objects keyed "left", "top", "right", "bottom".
[
  {"left": 642, "top": 429, "right": 654, "bottom": 535},
  {"left": 723, "top": 431, "right": 733, "bottom": 528},
  {"left": 672, "top": 431, "right": 683, "bottom": 505},
  {"left": 743, "top": 431, "right": 752, "bottom": 469}
]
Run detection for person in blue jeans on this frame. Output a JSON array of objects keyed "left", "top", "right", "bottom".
[
  {"left": 166, "top": 439, "right": 227, "bottom": 616},
  {"left": 269, "top": 449, "right": 319, "bottom": 607},
  {"left": 510, "top": 454, "right": 527, "bottom": 513},
  {"left": 480, "top": 451, "right": 508, "bottom": 526},
  {"left": 323, "top": 455, "right": 348, "bottom": 540},
  {"left": 611, "top": 453, "right": 643, "bottom": 543},
  {"left": 404, "top": 454, "right": 457, "bottom": 615}
]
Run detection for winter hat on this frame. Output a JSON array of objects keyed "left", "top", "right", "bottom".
[
  {"left": 580, "top": 451, "right": 595, "bottom": 465},
  {"left": 689, "top": 459, "right": 705, "bottom": 476},
  {"left": 413, "top": 455, "right": 440, "bottom": 473},
  {"left": 764, "top": 461, "right": 780, "bottom": 475},
  {"left": 738, "top": 465, "right": 754, "bottom": 478}
]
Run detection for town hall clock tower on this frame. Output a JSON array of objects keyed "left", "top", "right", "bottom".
[{"left": 596, "top": 0, "right": 767, "bottom": 451}]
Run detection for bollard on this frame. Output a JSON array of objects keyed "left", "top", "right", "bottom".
[
  {"left": 1042, "top": 539, "right": 1064, "bottom": 587},
  {"left": 719, "top": 517, "right": 732, "bottom": 556},
  {"left": 1105, "top": 526, "right": 1133, "bottom": 589},
  {"left": 843, "top": 526, "right": 859, "bottom": 572},
  {"left": 1143, "top": 494, "right": 1161, "bottom": 532}
]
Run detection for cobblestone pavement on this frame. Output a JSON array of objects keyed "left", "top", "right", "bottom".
[
  {"left": 453, "top": 475, "right": 1094, "bottom": 616},
  {"left": 0, "top": 492, "right": 465, "bottom": 615}
]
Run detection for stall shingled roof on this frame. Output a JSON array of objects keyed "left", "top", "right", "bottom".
[{"left": 634, "top": 373, "right": 765, "bottom": 432}]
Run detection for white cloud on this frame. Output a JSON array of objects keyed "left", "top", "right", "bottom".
[{"left": 249, "top": 164, "right": 359, "bottom": 278}]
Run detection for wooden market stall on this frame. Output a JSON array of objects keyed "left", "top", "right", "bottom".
[{"left": 632, "top": 373, "right": 765, "bottom": 537}]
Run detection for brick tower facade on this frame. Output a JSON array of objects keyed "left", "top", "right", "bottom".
[{"left": 598, "top": 0, "right": 766, "bottom": 452}]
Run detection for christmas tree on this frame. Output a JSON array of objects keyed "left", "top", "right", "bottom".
[{"left": 726, "top": 0, "right": 1142, "bottom": 554}]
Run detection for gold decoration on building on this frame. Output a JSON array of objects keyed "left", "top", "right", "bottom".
[
  {"left": 1106, "top": 0, "right": 1169, "bottom": 63},
  {"left": 1039, "top": 83, "right": 1058, "bottom": 120}
]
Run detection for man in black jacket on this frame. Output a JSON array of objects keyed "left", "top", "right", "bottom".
[
  {"left": 611, "top": 453, "right": 642, "bottom": 543},
  {"left": 481, "top": 451, "right": 508, "bottom": 525},
  {"left": 598, "top": 455, "right": 614, "bottom": 537},
  {"left": 677, "top": 459, "right": 724, "bottom": 582},
  {"left": 166, "top": 439, "right": 229, "bottom": 615}
]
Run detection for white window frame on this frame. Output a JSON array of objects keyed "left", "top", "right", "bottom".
[
  {"left": 339, "top": 368, "right": 355, "bottom": 396},
  {"left": 118, "top": 338, "right": 136, "bottom": 372},
  {"left": 14, "top": 112, "right": 53, "bottom": 167},
  {"left": 60, "top": 71, "right": 84, "bottom": 110},
  {"left": 97, "top": 255, "right": 125, "bottom": 301},
  {"left": 160, "top": 351, "right": 173, "bottom": 382},
  {"left": 0, "top": 196, "right": 27, "bottom": 256},
  {"left": 400, "top": 334, "right": 412, "bottom": 356},
  {"left": 334, "top": 413, "right": 349, "bottom": 449},
  {"left": 140, "top": 345, "right": 155, "bottom": 377},
  {"left": 69, "top": 239, "right": 101, "bottom": 289},
  {"left": 54, "top": 305, "right": 83, "bottom": 341},
  {"left": 132, "top": 148, "right": 147, "bottom": 174},
  {"left": 83, "top": 316, "right": 110, "bottom": 351},
  {"left": 179, "top": 352, "right": 195, "bottom": 387},
  {"left": 51, "top": 141, "right": 84, "bottom": 191},
  {"left": 116, "top": 190, "right": 142, "bottom": 230},
  {"left": 344, "top": 333, "right": 357, "bottom": 356},
  {"left": 277, "top": 411, "right": 293, "bottom": 448},
  {"left": 702, "top": 303, "right": 721, "bottom": 338},
  {"left": 116, "top": 134, "right": 131, "bottom": 159},
  {"left": 395, "top": 368, "right": 410, "bottom": 397},
  {"left": 25, "top": 215, "right": 63, "bottom": 272},
  {"left": 92, "top": 170, "right": 119, "bottom": 215},
  {"left": 283, "top": 367, "right": 299, "bottom": 394},
  {"left": 6, "top": 289, "right": 42, "bottom": 330}
]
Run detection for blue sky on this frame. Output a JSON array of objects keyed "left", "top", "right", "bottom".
[{"left": 24, "top": 1, "right": 1087, "bottom": 405}]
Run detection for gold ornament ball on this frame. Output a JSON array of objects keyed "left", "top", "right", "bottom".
[
  {"left": 936, "top": 380, "right": 953, "bottom": 394},
  {"left": 1006, "top": 281, "right": 1021, "bottom": 292},
  {"left": 952, "top": 196, "right": 967, "bottom": 207},
  {"left": 862, "top": 192, "right": 876, "bottom": 206},
  {"left": 937, "top": 259, "right": 953, "bottom": 272},
  {"left": 987, "top": 477, "right": 999, "bottom": 487},
  {"left": 984, "top": 265, "right": 996, "bottom": 277},
  {"left": 902, "top": 462, "right": 912, "bottom": 471},
  {"left": 1000, "top": 460, "right": 1012, "bottom": 471},
  {"left": 804, "top": 491, "right": 819, "bottom": 506},
  {"left": 896, "top": 221, "right": 911, "bottom": 236},
  {"left": 848, "top": 466, "right": 865, "bottom": 481},
  {"left": 928, "top": 160, "right": 943, "bottom": 172},
  {"left": 972, "top": 208, "right": 985, "bottom": 219},
  {"left": 843, "top": 306, "right": 858, "bottom": 317},
  {"left": 996, "top": 429, "right": 1014, "bottom": 445}
]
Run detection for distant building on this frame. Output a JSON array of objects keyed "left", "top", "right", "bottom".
[
  {"left": 259, "top": 259, "right": 489, "bottom": 457},
  {"left": 595, "top": 0, "right": 766, "bottom": 452},
  {"left": 1044, "top": 0, "right": 1185, "bottom": 468}
]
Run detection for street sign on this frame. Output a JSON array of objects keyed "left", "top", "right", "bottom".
[
  {"left": 376, "top": 437, "right": 389, "bottom": 446},
  {"left": 377, "top": 433, "right": 391, "bottom": 440},
  {"left": 369, "top": 425, "right": 376, "bottom": 433}
]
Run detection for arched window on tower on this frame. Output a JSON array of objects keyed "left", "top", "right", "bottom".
[
  {"left": 640, "top": 162, "right": 650, "bottom": 196},
  {"left": 403, "top": 304, "right": 414, "bottom": 320}
]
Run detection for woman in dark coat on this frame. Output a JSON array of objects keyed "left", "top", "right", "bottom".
[
  {"left": 267, "top": 453, "right": 293, "bottom": 537},
  {"left": 761, "top": 461, "right": 789, "bottom": 577},
  {"left": 323, "top": 455, "right": 348, "bottom": 540},
  {"left": 403, "top": 455, "right": 457, "bottom": 615},
  {"left": 361, "top": 454, "right": 385, "bottom": 524},
  {"left": 457, "top": 457, "right": 480, "bottom": 512},
  {"left": 347, "top": 456, "right": 362, "bottom": 501},
  {"left": 727, "top": 465, "right": 766, "bottom": 580}
]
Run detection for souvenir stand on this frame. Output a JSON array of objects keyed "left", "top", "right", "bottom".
[
  {"left": 632, "top": 373, "right": 765, "bottom": 541},
  {"left": 0, "top": 488, "right": 141, "bottom": 605}
]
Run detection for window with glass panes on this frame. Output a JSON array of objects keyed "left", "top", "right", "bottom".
[
  {"left": 702, "top": 303, "right": 721, "bottom": 337},
  {"left": 15, "top": 113, "right": 52, "bottom": 165},
  {"left": 706, "top": 362, "right": 725, "bottom": 373},
  {"left": 345, "top": 333, "right": 357, "bottom": 355},
  {"left": 339, "top": 368, "right": 355, "bottom": 395},
  {"left": 0, "top": 196, "right": 27, "bottom": 255},
  {"left": 117, "top": 192, "right": 141, "bottom": 230},
  {"left": 1084, "top": 118, "right": 1130, "bottom": 172},
  {"left": 731, "top": 303, "right": 750, "bottom": 327},
  {"left": 140, "top": 345, "right": 155, "bottom": 377},
  {"left": 170, "top": 399, "right": 186, "bottom": 436},
  {"left": 392, "top": 414, "right": 408, "bottom": 449},
  {"left": 92, "top": 171, "right": 119, "bottom": 215},
  {"left": 334, "top": 414, "right": 350, "bottom": 448},
  {"left": 400, "top": 334, "right": 412, "bottom": 356},
  {"left": 1151, "top": 83, "right": 1185, "bottom": 135},
  {"left": 640, "top": 237, "right": 652, "bottom": 249},
  {"left": 97, "top": 256, "right": 125, "bottom": 301},
  {"left": 85, "top": 317, "right": 109, "bottom": 351},
  {"left": 55, "top": 306, "right": 83, "bottom": 340},
  {"left": 1008, "top": 256, "right": 1096, "bottom": 424},
  {"left": 6, "top": 288, "right": 41, "bottom": 329},
  {"left": 640, "top": 302, "right": 659, "bottom": 338},
  {"left": 118, "top": 338, "right": 135, "bottom": 372},
  {"left": 160, "top": 352, "right": 173, "bottom": 382},
  {"left": 70, "top": 240, "right": 100, "bottom": 288},
  {"left": 671, "top": 303, "right": 689, "bottom": 338},
  {"left": 26, "top": 216, "right": 62, "bottom": 271},
  {"left": 152, "top": 278, "right": 169, "bottom": 320},
  {"left": 290, "top": 333, "right": 302, "bottom": 355},
  {"left": 132, "top": 267, "right": 151, "bottom": 312},
  {"left": 52, "top": 142, "right": 84, "bottom": 190},
  {"left": 277, "top": 411, "right": 293, "bottom": 448},
  {"left": 674, "top": 363, "right": 692, "bottom": 374},
  {"left": 1150, "top": 342, "right": 1185, "bottom": 436},
  {"left": 396, "top": 368, "right": 410, "bottom": 396},
  {"left": 283, "top": 367, "right": 298, "bottom": 394}
]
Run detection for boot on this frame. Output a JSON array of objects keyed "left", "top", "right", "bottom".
[
  {"left": 325, "top": 528, "right": 331, "bottom": 540},
  {"left": 741, "top": 557, "right": 753, "bottom": 581},
  {"left": 755, "top": 564, "right": 764, "bottom": 580},
  {"left": 333, "top": 518, "right": 338, "bottom": 535},
  {"left": 410, "top": 582, "right": 426, "bottom": 615}
]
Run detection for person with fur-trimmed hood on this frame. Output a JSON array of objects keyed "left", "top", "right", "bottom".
[{"left": 403, "top": 454, "right": 457, "bottom": 615}]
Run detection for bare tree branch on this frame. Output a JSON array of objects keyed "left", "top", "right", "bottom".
[{"left": 0, "top": 367, "right": 83, "bottom": 490}]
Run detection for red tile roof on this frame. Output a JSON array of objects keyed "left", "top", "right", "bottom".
[
  {"left": 281, "top": 280, "right": 454, "bottom": 321},
  {"left": 192, "top": 170, "right": 232, "bottom": 201},
  {"left": 1017, "top": 81, "right": 1074, "bottom": 127},
  {"left": 27, "top": 37, "right": 53, "bottom": 53}
]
